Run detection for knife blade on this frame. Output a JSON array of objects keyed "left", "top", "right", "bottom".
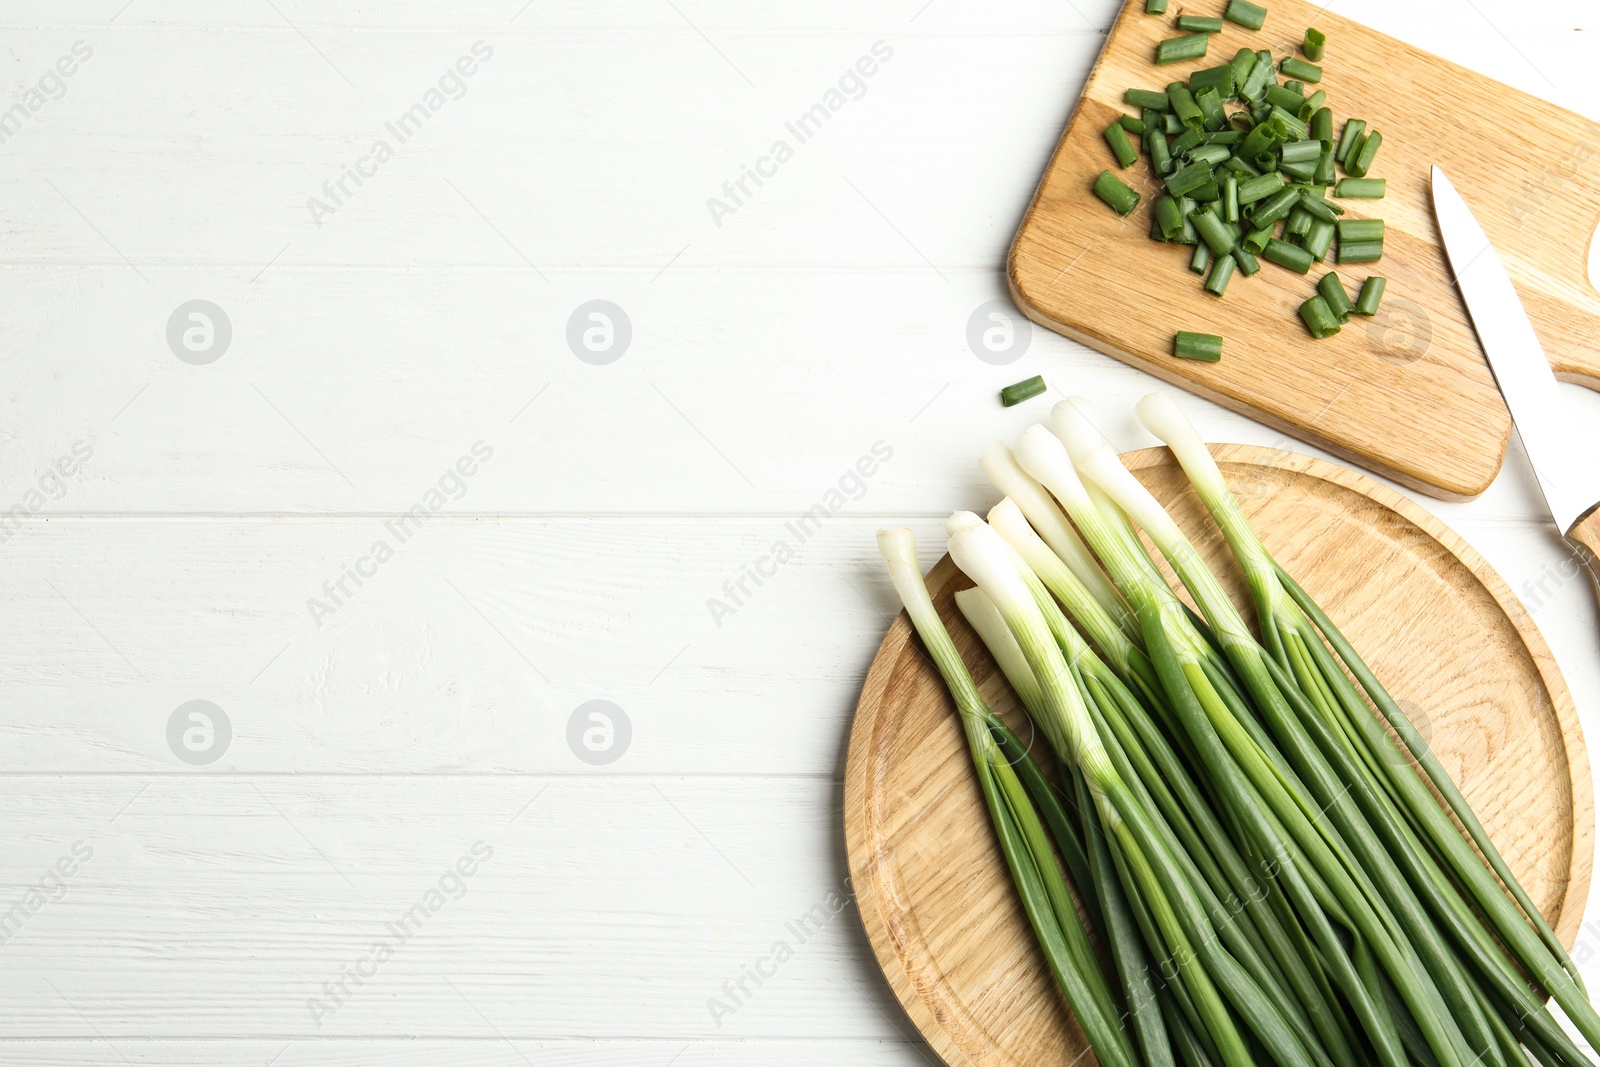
[{"left": 1431, "top": 165, "right": 1600, "bottom": 585}]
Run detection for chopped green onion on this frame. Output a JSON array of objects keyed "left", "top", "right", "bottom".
[
  {"left": 1167, "top": 85, "right": 1203, "bottom": 130},
  {"left": 1093, "top": 171, "right": 1141, "bottom": 216},
  {"left": 1304, "top": 217, "right": 1335, "bottom": 261},
  {"left": 1194, "top": 86, "right": 1228, "bottom": 130},
  {"left": 1163, "top": 111, "right": 1183, "bottom": 133},
  {"left": 1177, "top": 14, "right": 1224, "bottom": 32},
  {"left": 1145, "top": 0, "right": 1167, "bottom": 12},
  {"left": 1105, "top": 121, "right": 1140, "bottom": 167},
  {"left": 1249, "top": 186, "right": 1301, "bottom": 228},
  {"left": 1263, "top": 236, "right": 1314, "bottom": 273},
  {"left": 1279, "top": 140, "right": 1322, "bottom": 165},
  {"left": 1308, "top": 106, "right": 1333, "bottom": 144},
  {"left": 1353, "top": 275, "right": 1387, "bottom": 315},
  {"left": 1221, "top": 174, "right": 1240, "bottom": 223},
  {"left": 1277, "top": 158, "right": 1317, "bottom": 182},
  {"left": 1188, "top": 64, "right": 1235, "bottom": 96},
  {"left": 1118, "top": 114, "right": 1147, "bottom": 135},
  {"left": 1336, "top": 218, "right": 1385, "bottom": 242},
  {"left": 1285, "top": 207, "right": 1314, "bottom": 242},
  {"left": 1317, "top": 272, "right": 1353, "bottom": 321},
  {"left": 1267, "top": 105, "right": 1308, "bottom": 140},
  {"left": 1125, "top": 87, "right": 1171, "bottom": 110},
  {"left": 1236, "top": 171, "right": 1285, "bottom": 205},
  {"left": 1303, "top": 27, "right": 1326, "bottom": 61},
  {"left": 1175, "top": 195, "right": 1198, "bottom": 244},
  {"left": 1153, "top": 195, "right": 1186, "bottom": 241},
  {"left": 1342, "top": 133, "right": 1367, "bottom": 172},
  {"left": 1173, "top": 331, "right": 1224, "bottom": 361},
  {"left": 1298, "top": 89, "right": 1327, "bottom": 122},
  {"left": 1223, "top": 154, "right": 1262, "bottom": 177},
  {"left": 1337, "top": 238, "right": 1384, "bottom": 263},
  {"left": 1000, "top": 375, "right": 1047, "bottom": 407},
  {"left": 1279, "top": 56, "right": 1322, "bottom": 82},
  {"left": 1223, "top": 0, "right": 1267, "bottom": 30},
  {"left": 1347, "top": 129, "right": 1383, "bottom": 177},
  {"left": 1156, "top": 33, "right": 1210, "bottom": 64},
  {"left": 1190, "top": 241, "right": 1212, "bottom": 273},
  {"left": 1242, "top": 223, "right": 1274, "bottom": 253},
  {"left": 1188, "top": 143, "right": 1232, "bottom": 167},
  {"left": 1205, "top": 251, "right": 1237, "bottom": 296},
  {"left": 1298, "top": 294, "right": 1341, "bottom": 337},
  {"left": 1313, "top": 146, "right": 1335, "bottom": 185},
  {"left": 1238, "top": 119, "right": 1285, "bottom": 168},
  {"left": 1264, "top": 84, "right": 1304, "bottom": 113},
  {"left": 1169, "top": 125, "right": 1204, "bottom": 155},
  {"left": 1296, "top": 191, "right": 1344, "bottom": 221},
  {"left": 1149, "top": 129, "right": 1173, "bottom": 176},
  {"left": 1164, "top": 159, "right": 1214, "bottom": 197},
  {"left": 1239, "top": 51, "right": 1275, "bottom": 98},
  {"left": 1191, "top": 208, "right": 1237, "bottom": 256},
  {"left": 1335, "top": 177, "right": 1386, "bottom": 198},
  {"left": 1231, "top": 245, "right": 1261, "bottom": 275},
  {"left": 1230, "top": 47, "right": 1258, "bottom": 86},
  {"left": 1336, "top": 118, "right": 1367, "bottom": 161}
]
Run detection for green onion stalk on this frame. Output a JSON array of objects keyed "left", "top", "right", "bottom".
[
  {"left": 956, "top": 584, "right": 1182, "bottom": 1067},
  {"left": 965, "top": 513, "right": 1363, "bottom": 1067},
  {"left": 980, "top": 442, "right": 1139, "bottom": 644},
  {"left": 1021, "top": 416, "right": 1482, "bottom": 1067},
  {"left": 875, "top": 528, "right": 1138, "bottom": 1067},
  {"left": 949, "top": 517, "right": 1336, "bottom": 1067},
  {"left": 875, "top": 395, "right": 1600, "bottom": 1066},
  {"left": 1134, "top": 393, "right": 1600, "bottom": 1059}
]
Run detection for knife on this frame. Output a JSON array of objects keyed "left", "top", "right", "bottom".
[{"left": 1431, "top": 165, "right": 1600, "bottom": 600}]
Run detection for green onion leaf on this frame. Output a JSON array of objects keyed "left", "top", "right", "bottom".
[
  {"left": 1173, "top": 332, "right": 1224, "bottom": 361},
  {"left": 1335, "top": 177, "right": 1386, "bottom": 198},
  {"left": 1105, "top": 120, "right": 1141, "bottom": 167},
  {"left": 1352, "top": 275, "right": 1386, "bottom": 315},
  {"left": 1094, "top": 171, "right": 1142, "bottom": 216},
  {"left": 1303, "top": 27, "right": 1326, "bottom": 62},
  {"left": 1157, "top": 33, "right": 1211, "bottom": 64},
  {"left": 1224, "top": 0, "right": 1267, "bottom": 30},
  {"left": 1001, "top": 376, "right": 1047, "bottom": 407}
]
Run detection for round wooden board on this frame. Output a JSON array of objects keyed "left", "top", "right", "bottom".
[{"left": 843, "top": 444, "right": 1594, "bottom": 1067}]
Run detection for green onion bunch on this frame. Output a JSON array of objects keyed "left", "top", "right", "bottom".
[
  {"left": 1094, "top": 9, "right": 1388, "bottom": 344},
  {"left": 877, "top": 395, "right": 1598, "bottom": 1067}
]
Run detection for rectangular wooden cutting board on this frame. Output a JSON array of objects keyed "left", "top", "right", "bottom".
[{"left": 1009, "top": 0, "right": 1600, "bottom": 499}]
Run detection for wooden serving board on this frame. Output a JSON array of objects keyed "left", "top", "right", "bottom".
[
  {"left": 1009, "top": 0, "right": 1600, "bottom": 500},
  {"left": 844, "top": 444, "right": 1593, "bottom": 1067}
]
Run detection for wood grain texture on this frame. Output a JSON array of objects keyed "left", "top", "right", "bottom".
[
  {"left": 1570, "top": 506, "right": 1600, "bottom": 607},
  {"left": 1009, "top": 0, "right": 1600, "bottom": 500},
  {"left": 845, "top": 444, "right": 1593, "bottom": 1067}
]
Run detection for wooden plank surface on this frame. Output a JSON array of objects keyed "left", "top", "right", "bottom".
[
  {"left": 0, "top": 1, "right": 1594, "bottom": 1064},
  {"left": 1010, "top": 0, "right": 1600, "bottom": 499}
]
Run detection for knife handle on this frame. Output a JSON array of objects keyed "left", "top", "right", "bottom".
[{"left": 1568, "top": 506, "right": 1600, "bottom": 603}]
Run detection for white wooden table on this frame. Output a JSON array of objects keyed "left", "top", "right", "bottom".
[{"left": 0, "top": 1, "right": 1597, "bottom": 1063}]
